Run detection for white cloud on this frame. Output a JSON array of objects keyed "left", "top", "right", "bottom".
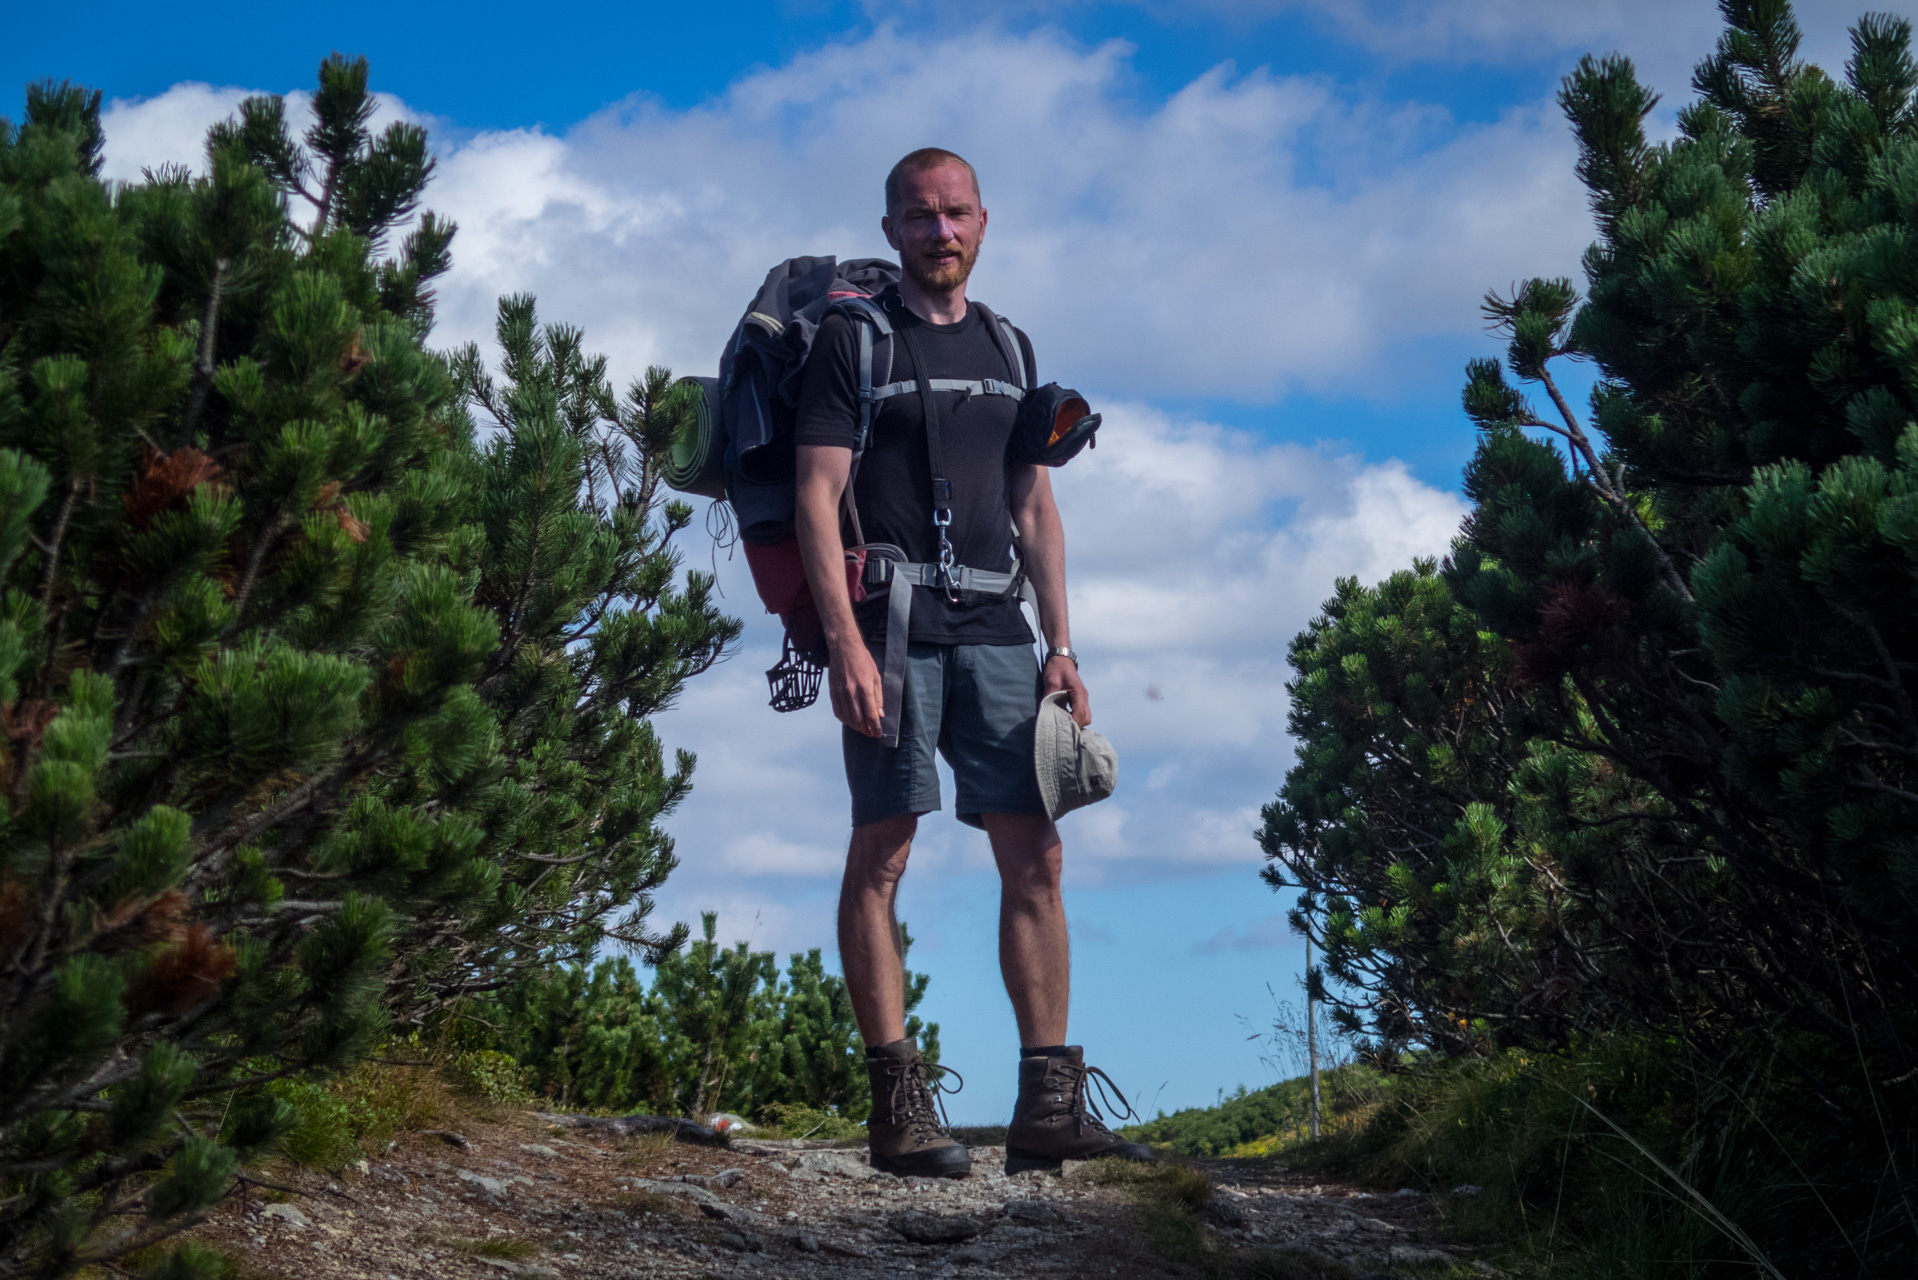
[
  {"left": 98, "top": 83, "right": 251, "bottom": 182},
  {"left": 95, "top": 27, "right": 1469, "bottom": 959},
  {"left": 100, "top": 84, "right": 432, "bottom": 210},
  {"left": 98, "top": 27, "right": 1594, "bottom": 404},
  {"left": 1197, "top": 0, "right": 1720, "bottom": 65},
  {"left": 99, "top": 6, "right": 1888, "bottom": 403},
  {"left": 421, "top": 28, "right": 1590, "bottom": 402},
  {"left": 1166, "top": 0, "right": 1867, "bottom": 89}
]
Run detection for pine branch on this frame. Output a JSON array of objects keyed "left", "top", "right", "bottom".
[
  {"left": 1534, "top": 363, "right": 1694, "bottom": 603},
  {"left": 179, "top": 258, "right": 229, "bottom": 438}
]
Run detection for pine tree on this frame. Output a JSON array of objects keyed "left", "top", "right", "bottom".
[
  {"left": 486, "top": 917, "right": 939, "bottom": 1123},
  {"left": 491, "top": 957, "right": 669, "bottom": 1111},
  {"left": 441, "top": 291, "right": 737, "bottom": 994},
  {"left": 0, "top": 57, "right": 731, "bottom": 1278},
  {"left": 739, "top": 925, "right": 939, "bottom": 1123},
  {"left": 647, "top": 912, "right": 778, "bottom": 1119},
  {"left": 1268, "top": 0, "right": 1918, "bottom": 1067},
  {"left": 1262, "top": 3, "right": 1918, "bottom": 1266}
]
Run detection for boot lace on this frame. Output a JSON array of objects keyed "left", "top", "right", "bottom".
[
  {"left": 1062, "top": 1060, "right": 1137, "bottom": 1138},
  {"left": 884, "top": 1059, "right": 965, "bottom": 1143}
]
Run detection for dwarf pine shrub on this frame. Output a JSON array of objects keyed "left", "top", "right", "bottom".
[{"left": 0, "top": 56, "right": 732, "bottom": 1278}]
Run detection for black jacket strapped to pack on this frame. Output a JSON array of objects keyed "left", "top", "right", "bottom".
[{"left": 663, "top": 256, "right": 1102, "bottom": 740}]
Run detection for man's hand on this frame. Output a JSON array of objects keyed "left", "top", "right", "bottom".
[
  {"left": 1044, "top": 653, "right": 1092, "bottom": 728},
  {"left": 796, "top": 443, "right": 886, "bottom": 737},
  {"left": 1011, "top": 468, "right": 1086, "bottom": 727},
  {"left": 831, "top": 640, "right": 887, "bottom": 738}
]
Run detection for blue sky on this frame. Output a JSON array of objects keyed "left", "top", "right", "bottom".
[
  {"left": 14, "top": 0, "right": 1897, "bottom": 1123},
  {"left": 21, "top": 3, "right": 1568, "bottom": 136}
]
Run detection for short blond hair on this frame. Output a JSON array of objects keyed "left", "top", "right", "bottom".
[{"left": 885, "top": 148, "right": 980, "bottom": 215}]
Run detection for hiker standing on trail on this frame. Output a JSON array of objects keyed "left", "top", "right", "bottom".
[{"left": 793, "top": 148, "right": 1154, "bottom": 1179}]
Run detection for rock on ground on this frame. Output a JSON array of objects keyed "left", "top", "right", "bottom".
[{"left": 181, "top": 1112, "right": 1470, "bottom": 1279}]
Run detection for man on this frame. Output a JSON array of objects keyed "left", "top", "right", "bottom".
[{"left": 793, "top": 148, "right": 1154, "bottom": 1178}]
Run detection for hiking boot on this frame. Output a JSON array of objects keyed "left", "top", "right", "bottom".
[
  {"left": 866, "top": 1037, "right": 971, "bottom": 1179},
  {"left": 1005, "top": 1046, "right": 1157, "bottom": 1174}
]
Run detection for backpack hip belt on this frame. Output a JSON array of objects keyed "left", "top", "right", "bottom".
[{"left": 854, "top": 549, "right": 1034, "bottom": 748}]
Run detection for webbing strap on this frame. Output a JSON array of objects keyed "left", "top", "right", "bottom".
[
  {"left": 864, "top": 556, "right": 1028, "bottom": 748},
  {"left": 886, "top": 300, "right": 960, "bottom": 605},
  {"left": 973, "top": 302, "right": 1027, "bottom": 393},
  {"left": 881, "top": 578, "right": 911, "bottom": 747},
  {"left": 848, "top": 321, "right": 873, "bottom": 548},
  {"left": 865, "top": 560, "right": 1023, "bottom": 593},
  {"left": 869, "top": 377, "right": 1026, "bottom": 402},
  {"left": 857, "top": 322, "right": 874, "bottom": 437},
  {"left": 845, "top": 298, "right": 894, "bottom": 450},
  {"left": 841, "top": 297, "right": 894, "bottom": 548}
]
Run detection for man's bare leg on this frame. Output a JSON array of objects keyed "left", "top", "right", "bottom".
[
  {"left": 838, "top": 814, "right": 919, "bottom": 1045},
  {"left": 988, "top": 812, "right": 1152, "bottom": 1172},
  {"left": 839, "top": 812, "right": 969, "bottom": 1176},
  {"left": 983, "top": 813, "right": 1068, "bottom": 1046}
]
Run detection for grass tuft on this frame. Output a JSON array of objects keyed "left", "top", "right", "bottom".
[
  {"left": 1132, "top": 1033, "right": 1918, "bottom": 1278},
  {"left": 616, "top": 1132, "right": 676, "bottom": 1166},
  {"left": 1123, "top": 1066, "right": 1381, "bottom": 1156},
  {"left": 445, "top": 1049, "right": 537, "bottom": 1106},
  {"left": 754, "top": 1101, "right": 864, "bottom": 1141},
  {"left": 253, "top": 1053, "right": 457, "bottom": 1170},
  {"left": 111, "top": 1242, "right": 279, "bottom": 1280},
  {"left": 440, "top": 1236, "right": 540, "bottom": 1260},
  {"left": 1091, "top": 1159, "right": 1218, "bottom": 1263}
]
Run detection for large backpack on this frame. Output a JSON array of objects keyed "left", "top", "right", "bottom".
[{"left": 669, "top": 256, "right": 1077, "bottom": 745}]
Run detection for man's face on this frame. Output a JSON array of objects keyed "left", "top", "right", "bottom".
[{"left": 883, "top": 162, "right": 987, "bottom": 294}]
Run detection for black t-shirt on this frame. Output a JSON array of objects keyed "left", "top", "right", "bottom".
[{"left": 795, "top": 289, "right": 1037, "bottom": 647}]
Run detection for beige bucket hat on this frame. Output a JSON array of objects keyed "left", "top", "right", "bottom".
[{"left": 1034, "top": 690, "right": 1118, "bottom": 820}]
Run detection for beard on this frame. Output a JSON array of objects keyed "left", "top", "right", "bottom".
[{"left": 904, "top": 238, "right": 979, "bottom": 292}]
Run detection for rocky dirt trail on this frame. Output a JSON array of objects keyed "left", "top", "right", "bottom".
[{"left": 181, "top": 1110, "right": 1484, "bottom": 1279}]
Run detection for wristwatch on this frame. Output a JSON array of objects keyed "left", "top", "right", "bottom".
[{"left": 1046, "top": 646, "right": 1079, "bottom": 668}]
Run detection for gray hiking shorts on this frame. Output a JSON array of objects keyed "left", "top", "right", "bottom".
[{"left": 844, "top": 641, "right": 1047, "bottom": 830}]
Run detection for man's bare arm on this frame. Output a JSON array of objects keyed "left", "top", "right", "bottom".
[
  {"left": 1009, "top": 464, "right": 1091, "bottom": 727},
  {"left": 796, "top": 444, "right": 885, "bottom": 737}
]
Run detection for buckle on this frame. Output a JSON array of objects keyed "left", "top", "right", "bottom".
[{"left": 936, "top": 541, "right": 960, "bottom": 603}]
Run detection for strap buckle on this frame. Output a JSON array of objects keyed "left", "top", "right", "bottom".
[
  {"left": 930, "top": 478, "right": 959, "bottom": 601},
  {"left": 935, "top": 533, "right": 959, "bottom": 602}
]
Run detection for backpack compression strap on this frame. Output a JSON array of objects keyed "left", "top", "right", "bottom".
[{"left": 870, "top": 376, "right": 1025, "bottom": 402}]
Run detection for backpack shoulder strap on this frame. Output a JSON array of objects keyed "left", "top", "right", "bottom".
[
  {"left": 828, "top": 296, "right": 893, "bottom": 455},
  {"left": 825, "top": 295, "right": 894, "bottom": 547},
  {"left": 849, "top": 299, "right": 1027, "bottom": 408},
  {"left": 970, "top": 301, "right": 1027, "bottom": 392}
]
